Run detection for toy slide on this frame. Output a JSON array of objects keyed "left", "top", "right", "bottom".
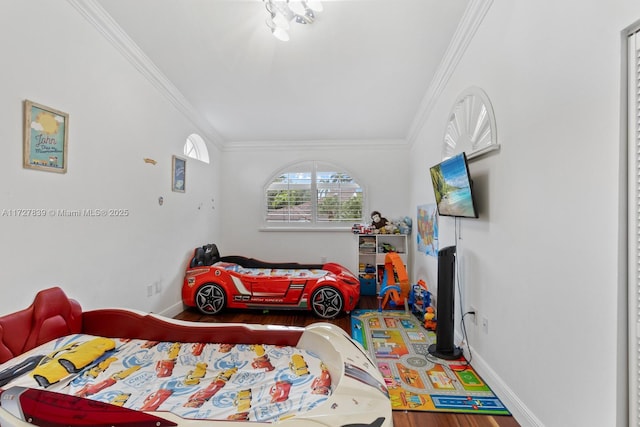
[{"left": 379, "top": 253, "right": 410, "bottom": 309}]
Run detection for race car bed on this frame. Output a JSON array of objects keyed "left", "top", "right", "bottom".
[
  {"left": 0, "top": 287, "right": 391, "bottom": 427},
  {"left": 183, "top": 244, "right": 360, "bottom": 318}
]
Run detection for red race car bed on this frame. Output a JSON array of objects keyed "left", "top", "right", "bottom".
[
  {"left": 182, "top": 244, "right": 360, "bottom": 318},
  {"left": 0, "top": 287, "right": 391, "bottom": 427}
]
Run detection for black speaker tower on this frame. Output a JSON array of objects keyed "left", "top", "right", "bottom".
[{"left": 428, "top": 245, "right": 462, "bottom": 360}]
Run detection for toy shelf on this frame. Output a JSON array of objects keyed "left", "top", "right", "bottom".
[{"left": 357, "top": 234, "right": 408, "bottom": 295}]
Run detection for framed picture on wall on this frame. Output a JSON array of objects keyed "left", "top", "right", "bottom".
[
  {"left": 172, "top": 155, "right": 186, "bottom": 193},
  {"left": 23, "top": 100, "right": 69, "bottom": 173}
]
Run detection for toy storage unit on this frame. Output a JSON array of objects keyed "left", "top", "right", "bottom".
[{"left": 357, "top": 234, "right": 408, "bottom": 295}]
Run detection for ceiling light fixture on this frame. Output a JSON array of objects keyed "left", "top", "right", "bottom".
[{"left": 264, "top": 0, "right": 323, "bottom": 41}]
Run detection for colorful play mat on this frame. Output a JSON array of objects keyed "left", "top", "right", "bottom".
[{"left": 350, "top": 309, "right": 510, "bottom": 415}]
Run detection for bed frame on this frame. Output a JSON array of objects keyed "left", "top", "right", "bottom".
[{"left": 0, "top": 287, "right": 392, "bottom": 427}]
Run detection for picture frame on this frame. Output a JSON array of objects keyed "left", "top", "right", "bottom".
[
  {"left": 23, "top": 100, "right": 69, "bottom": 173},
  {"left": 172, "top": 155, "right": 186, "bottom": 193}
]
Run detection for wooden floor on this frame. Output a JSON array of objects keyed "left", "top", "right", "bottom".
[{"left": 174, "top": 295, "right": 521, "bottom": 427}]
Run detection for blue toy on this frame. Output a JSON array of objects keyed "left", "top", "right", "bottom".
[{"left": 407, "top": 279, "right": 433, "bottom": 319}]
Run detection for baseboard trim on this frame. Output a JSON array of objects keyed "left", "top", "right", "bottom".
[
  {"left": 464, "top": 343, "right": 545, "bottom": 427},
  {"left": 157, "top": 301, "right": 184, "bottom": 318}
]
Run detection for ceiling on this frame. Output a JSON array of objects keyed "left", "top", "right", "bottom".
[{"left": 82, "top": 0, "right": 470, "bottom": 147}]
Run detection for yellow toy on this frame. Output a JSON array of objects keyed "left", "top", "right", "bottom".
[{"left": 423, "top": 307, "right": 437, "bottom": 331}]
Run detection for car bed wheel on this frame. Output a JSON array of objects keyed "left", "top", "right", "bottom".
[
  {"left": 195, "top": 283, "right": 226, "bottom": 315},
  {"left": 311, "top": 286, "right": 344, "bottom": 319}
]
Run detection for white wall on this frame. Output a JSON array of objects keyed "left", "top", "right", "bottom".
[
  {"left": 409, "top": 1, "right": 640, "bottom": 426},
  {"left": 0, "top": 0, "right": 221, "bottom": 314},
  {"left": 3, "top": 1, "right": 639, "bottom": 426},
  {"left": 0, "top": 2, "right": 409, "bottom": 313},
  {"left": 219, "top": 142, "right": 410, "bottom": 273}
]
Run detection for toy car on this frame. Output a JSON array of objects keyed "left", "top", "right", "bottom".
[
  {"left": 311, "top": 365, "right": 331, "bottom": 395},
  {"left": 75, "top": 377, "right": 116, "bottom": 397},
  {"left": 251, "top": 355, "right": 275, "bottom": 372},
  {"left": 184, "top": 379, "right": 226, "bottom": 408},
  {"left": 155, "top": 359, "right": 176, "bottom": 378},
  {"left": 85, "top": 356, "right": 117, "bottom": 378},
  {"left": 140, "top": 388, "right": 173, "bottom": 411},
  {"left": 182, "top": 244, "right": 360, "bottom": 319},
  {"left": 234, "top": 389, "right": 252, "bottom": 412},
  {"left": 184, "top": 362, "right": 208, "bottom": 385},
  {"left": 31, "top": 337, "right": 116, "bottom": 387},
  {"left": 289, "top": 354, "right": 309, "bottom": 376},
  {"left": 269, "top": 380, "right": 292, "bottom": 403}
]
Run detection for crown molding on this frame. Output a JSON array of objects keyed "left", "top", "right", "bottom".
[
  {"left": 67, "top": 0, "right": 225, "bottom": 149},
  {"left": 222, "top": 138, "right": 409, "bottom": 152},
  {"left": 406, "top": 0, "right": 493, "bottom": 148}
]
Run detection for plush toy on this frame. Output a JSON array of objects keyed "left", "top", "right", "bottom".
[
  {"left": 371, "top": 212, "right": 412, "bottom": 235},
  {"left": 395, "top": 216, "right": 412, "bottom": 235},
  {"left": 370, "top": 211, "right": 389, "bottom": 233},
  {"left": 379, "top": 222, "right": 398, "bottom": 234}
]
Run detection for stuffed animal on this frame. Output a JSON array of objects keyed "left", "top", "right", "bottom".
[
  {"left": 371, "top": 212, "right": 412, "bottom": 234},
  {"left": 370, "top": 211, "right": 389, "bottom": 233},
  {"left": 395, "top": 216, "right": 412, "bottom": 235}
]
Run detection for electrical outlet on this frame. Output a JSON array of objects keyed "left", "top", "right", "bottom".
[
  {"left": 468, "top": 306, "right": 477, "bottom": 325},
  {"left": 146, "top": 285, "right": 153, "bottom": 297},
  {"left": 482, "top": 316, "right": 489, "bottom": 334}
]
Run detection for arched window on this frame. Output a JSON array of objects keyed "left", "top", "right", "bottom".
[
  {"left": 264, "top": 161, "right": 364, "bottom": 228},
  {"left": 183, "top": 133, "right": 210, "bottom": 164}
]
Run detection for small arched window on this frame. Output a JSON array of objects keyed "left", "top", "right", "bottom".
[
  {"left": 264, "top": 161, "right": 364, "bottom": 228},
  {"left": 184, "top": 133, "right": 210, "bottom": 164}
]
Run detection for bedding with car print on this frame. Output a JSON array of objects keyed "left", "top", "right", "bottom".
[{"left": 0, "top": 333, "right": 331, "bottom": 422}]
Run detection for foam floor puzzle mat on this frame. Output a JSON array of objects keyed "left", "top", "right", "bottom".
[{"left": 350, "top": 309, "right": 510, "bottom": 415}]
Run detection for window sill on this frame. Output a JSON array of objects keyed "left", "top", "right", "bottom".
[{"left": 259, "top": 226, "right": 354, "bottom": 232}]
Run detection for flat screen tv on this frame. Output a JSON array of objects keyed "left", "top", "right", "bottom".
[{"left": 429, "top": 152, "right": 478, "bottom": 218}]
